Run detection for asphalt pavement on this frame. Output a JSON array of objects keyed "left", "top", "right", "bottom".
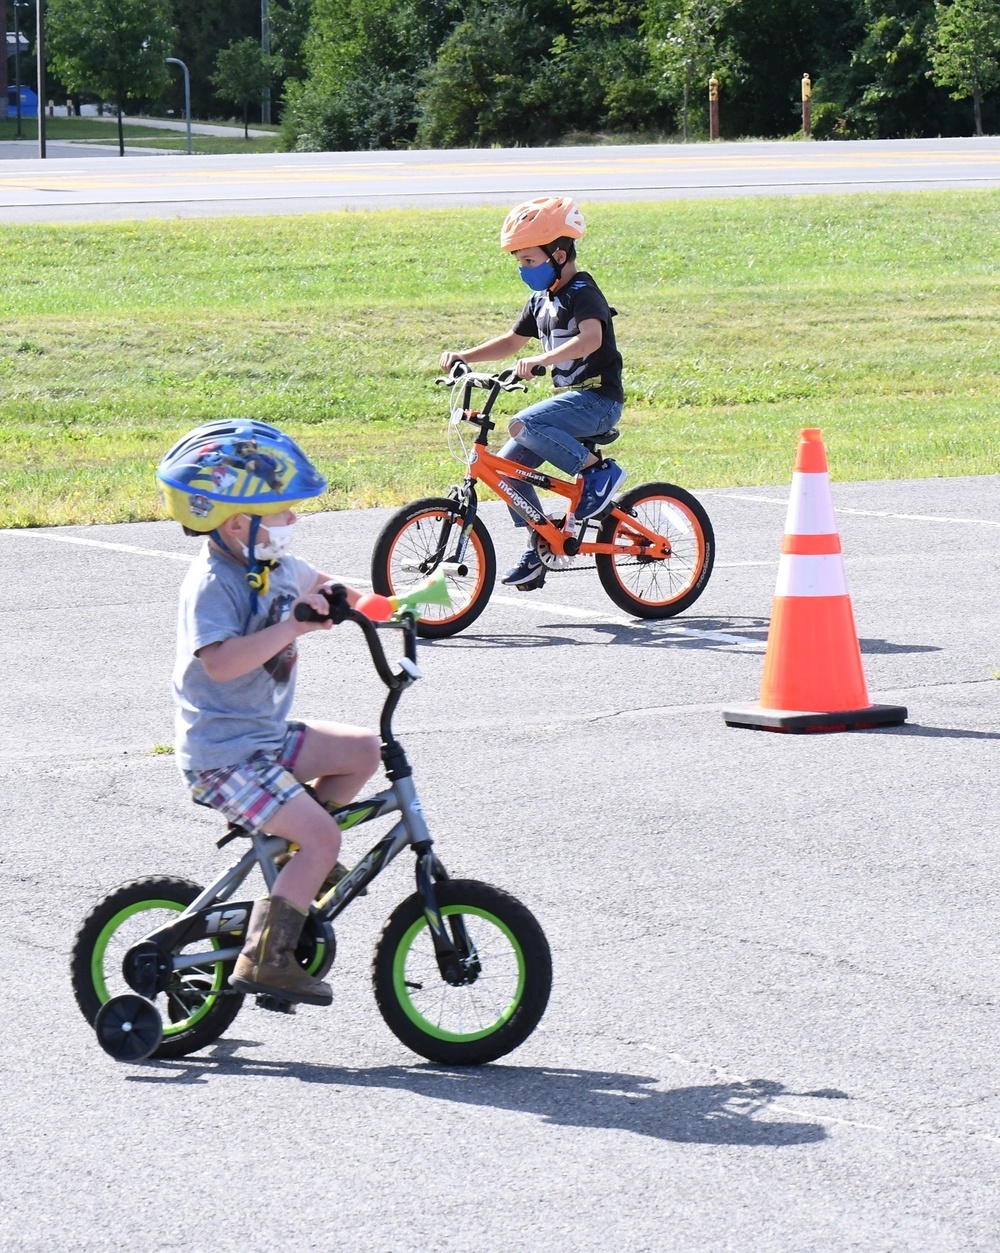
[{"left": 3, "top": 474, "right": 999, "bottom": 1250}]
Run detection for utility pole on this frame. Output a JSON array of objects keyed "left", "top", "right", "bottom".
[
  {"left": 36, "top": 0, "right": 46, "bottom": 158},
  {"left": 14, "top": 0, "right": 25, "bottom": 138},
  {"left": 0, "top": 0, "right": 7, "bottom": 117},
  {"left": 260, "top": 0, "right": 270, "bottom": 125}
]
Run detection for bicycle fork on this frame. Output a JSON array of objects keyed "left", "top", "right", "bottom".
[
  {"left": 396, "top": 774, "right": 478, "bottom": 986},
  {"left": 442, "top": 481, "right": 479, "bottom": 572}
]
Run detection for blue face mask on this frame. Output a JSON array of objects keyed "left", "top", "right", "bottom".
[{"left": 519, "top": 260, "right": 557, "bottom": 291}]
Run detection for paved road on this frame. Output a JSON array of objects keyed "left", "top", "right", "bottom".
[
  {"left": 3, "top": 136, "right": 1000, "bottom": 223},
  {"left": 0, "top": 141, "right": 175, "bottom": 160},
  {"left": 4, "top": 475, "right": 1000, "bottom": 1250}
]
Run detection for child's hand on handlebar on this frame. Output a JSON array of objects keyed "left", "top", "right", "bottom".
[
  {"left": 292, "top": 592, "right": 335, "bottom": 632},
  {"left": 514, "top": 357, "right": 546, "bottom": 380},
  {"left": 439, "top": 351, "right": 467, "bottom": 372}
]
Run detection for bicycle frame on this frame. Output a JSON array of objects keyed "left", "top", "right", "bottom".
[
  {"left": 129, "top": 609, "right": 477, "bottom": 994},
  {"left": 447, "top": 371, "right": 673, "bottom": 563}
]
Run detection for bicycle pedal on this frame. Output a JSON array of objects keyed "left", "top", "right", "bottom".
[
  {"left": 255, "top": 993, "right": 297, "bottom": 1015},
  {"left": 515, "top": 570, "right": 547, "bottom": 592}
]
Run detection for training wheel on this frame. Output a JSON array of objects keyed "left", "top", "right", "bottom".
[{"left": 94, "top": 994, "right": 163, "bottom": 1062}]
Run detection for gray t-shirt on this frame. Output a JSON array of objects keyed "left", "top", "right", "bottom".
[{"left": 172, "top": 542, "right": 318, "bottom": 771}]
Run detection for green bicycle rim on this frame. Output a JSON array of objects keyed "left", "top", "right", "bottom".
[
  {"left": 392, "top": 904, "right": 526, "bottom": 1042},
  {"left": 90, "top": 899, "right": 225, "bottom": 1037}
]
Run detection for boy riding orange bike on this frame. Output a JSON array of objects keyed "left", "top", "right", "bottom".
[{"left": 440, "top": 195, "right": 625, "bottom": 590}]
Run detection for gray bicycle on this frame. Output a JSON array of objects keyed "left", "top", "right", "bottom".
[{"left": 71, "top": 588, "right": 552, "bottom": 1066}]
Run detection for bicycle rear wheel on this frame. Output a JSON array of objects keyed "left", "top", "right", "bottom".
[
  {"left": 595, "top": 481, "right": 714, "bottom": 617},
  {"left": 371, "top": 496, "right": 496, "bottom": 638},
  {"left": 71, "top": 877, "right": 244, "bottom": 1060}
]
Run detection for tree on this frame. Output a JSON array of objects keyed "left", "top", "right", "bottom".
[
  {"left": 285, "top": 0, "right": 458, "bottom": 150},
  {"left": 415, "top": 2, "right": 564, "bottom": 147},
  {"left": 48, "top": 0, "right": 175, "bottom": 155},
  {"left": 169, "top": 0, "right": 262, "bottom": 121},
  {"left": 211, "top": 37, "right": 279, "bottom": 137},
  {"left": 928, "top": 0, "right": 1000, "bottom": 134},
  {"left": 646, "top": 0, "right": 741, "bottom": 139}
]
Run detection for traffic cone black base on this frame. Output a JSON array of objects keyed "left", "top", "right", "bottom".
[{"left": 723, "top": 702, "right": 908, "bottom": 734}]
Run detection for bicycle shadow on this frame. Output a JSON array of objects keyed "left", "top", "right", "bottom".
[
  {"left": 429, "top": 617, "right": 939, "bottom": 656},
  {"left": 128, "top": 1048, "right": 830, "bottom": 1146},
  {"left": 430, "top": 616, "right": 770, "bottom": 652}
]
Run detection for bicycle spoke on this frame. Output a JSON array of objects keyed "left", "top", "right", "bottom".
[{"left": 401, "top": 910, "right": 521, "bottom": 1037}]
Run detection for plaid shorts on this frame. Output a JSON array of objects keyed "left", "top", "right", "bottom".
[{"left": 183, "top": 721, "right": 309, "bottom": 834}]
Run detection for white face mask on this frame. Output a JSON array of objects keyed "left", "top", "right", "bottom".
[{"left": 241, "top": 521, "right": 295, "bottom": 563}]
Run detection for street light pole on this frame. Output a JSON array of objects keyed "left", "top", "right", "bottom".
[
  {"left": 165, "top": 57, "right": 192, "bottom": 154},
  {"left": 14, "top": 0, "right": 24, "bottom": 139},
  {"left": 260, "top": 0, "right": 270, "bottom": 125},
  {"left": 36, "top": 0, "right": 46, "bottom": 158}
]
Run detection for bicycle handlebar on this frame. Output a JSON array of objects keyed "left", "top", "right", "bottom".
[
  {"left": 436, "top": 360, "right": 545, "bottom": 390},
  {"left": 294, "top": 585, "right": 417, "bottom": 691}
]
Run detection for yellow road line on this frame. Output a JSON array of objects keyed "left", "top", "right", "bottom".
[{"left": 3, "top": 150, "right": 999, "bottom": 195}]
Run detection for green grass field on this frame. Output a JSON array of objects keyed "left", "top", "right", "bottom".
[{"left": 1, "top": 192, "right": 998, "bottom": 527}]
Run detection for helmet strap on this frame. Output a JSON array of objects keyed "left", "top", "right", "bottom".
[
  {"left": 210, "top": 517, "right": 276, "bottom": 623},
  {"left": 244, "top": 515, "right": 270, "bottom": 617},
  {"left": 542, "top": 245, "right": 565, "bottom": 291}
]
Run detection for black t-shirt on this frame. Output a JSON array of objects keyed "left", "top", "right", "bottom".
[{"left": 512, "top": 272, "right": 624, "bottom": 403}]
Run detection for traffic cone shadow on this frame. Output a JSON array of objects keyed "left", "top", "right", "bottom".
[{"left": 724, "top": 428, "right": 907, "bottom": 733}]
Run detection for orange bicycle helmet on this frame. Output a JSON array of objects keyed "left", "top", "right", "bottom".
[{"left": 500, "top": 196, "right": 586, "bottom": 252}]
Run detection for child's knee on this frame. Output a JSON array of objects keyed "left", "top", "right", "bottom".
[
  {"left": 362, "top": 733, "right": 381, "bottom": 776},
  {"left": 303, "top": 812, "right": 342, "bottom": 860}
]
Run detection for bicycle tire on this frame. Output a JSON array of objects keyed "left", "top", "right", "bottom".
[
  {"left": 70, "top": 877, "right": 244, "bottom": 1060},
  {"left": 371, "top": 497, "right": 496, "bottom": 639},
  {"left": 372, "top": 879, "right": 552, "bottom": 1065},
  {"left": 595, "top": 481, "right": 715, "bottom": 618}
]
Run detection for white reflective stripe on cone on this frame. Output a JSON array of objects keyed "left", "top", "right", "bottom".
[
  {"left": 774, "top": 553, "right": 849, "bottom": 597},
  {"left": 785, "top": 472, "right": 838, "bottom": 536}
]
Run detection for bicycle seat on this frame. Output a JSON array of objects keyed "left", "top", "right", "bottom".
[{"left": 581, "top": 428, "right": 620, "bottom": 452}]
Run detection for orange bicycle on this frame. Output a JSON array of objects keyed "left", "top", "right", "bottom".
[{"left": 371, "top": 362, "right": 715, "bottom": 638}]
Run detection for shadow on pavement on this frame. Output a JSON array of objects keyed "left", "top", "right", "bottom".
[
  {"left": 858, "top": 639, "right": 940, "bottom": 655},
  {"left": 430, "top": 616, "right": 771, "bottom": 652},
  {"left": 128, "top": 1050, "right": 829, "bottom": 1146},
  {"left": 886, "top": 723, "right": 1000, "bottom": 740},
  {"left": 429, "top": 617, "right": 939, "bottom": 657}
]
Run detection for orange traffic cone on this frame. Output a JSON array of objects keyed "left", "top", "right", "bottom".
[{"left": 724, "top": 428, "right": 907, "bottom": 732}]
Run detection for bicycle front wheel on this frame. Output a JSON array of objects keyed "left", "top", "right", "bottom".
[
  {"left": 371, "top": 496, "right": 496, "bottom": 638},
  {"left": 71, "top": 877, "right": 244, "bottom": 1060},
  {"left": 372, "top": 879, "right": 552, "bottom": 1065},
  {"left": 595, "top": 481, "right": 715, "bottom": 618}
]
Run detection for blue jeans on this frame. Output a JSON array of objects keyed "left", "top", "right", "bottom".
[{"left": 498, "top": 390, "right": 623, "bottom": 528}]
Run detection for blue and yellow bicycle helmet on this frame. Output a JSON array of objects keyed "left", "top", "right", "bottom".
[
  {"left": 157, "top": 419, "right": 327, "bottom": 533},
  {"left": 158, "top": 421, "right": 327, "bottom": 616}
]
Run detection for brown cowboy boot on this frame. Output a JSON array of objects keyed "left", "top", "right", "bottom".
[{"left": 229, "top": 896, "right": 333, "bottom": 1006}]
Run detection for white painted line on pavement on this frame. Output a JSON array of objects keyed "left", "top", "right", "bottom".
[
  {"left": 0, "top": 529, "right": 195, "bottom": 561},
  {"left": 724, "top": 494, "right": 1000, "bottom": 527},
  {"left": 2, "top": 528, "right": 764, "bottom": 646}
]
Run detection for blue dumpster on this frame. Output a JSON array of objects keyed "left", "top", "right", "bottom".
[{"left": 7, "top": 85, "right": 39, "bottom": 118}]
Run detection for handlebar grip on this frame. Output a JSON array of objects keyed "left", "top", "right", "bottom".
[
  {"left": 293, "top": 583, "right": 350, "bottom": 623},
  {"left": 530, "top": 364, "right": 547, "bottom": 376},
  {"left": 294, "top": 601, "right": 324, "bottom": 622}
]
